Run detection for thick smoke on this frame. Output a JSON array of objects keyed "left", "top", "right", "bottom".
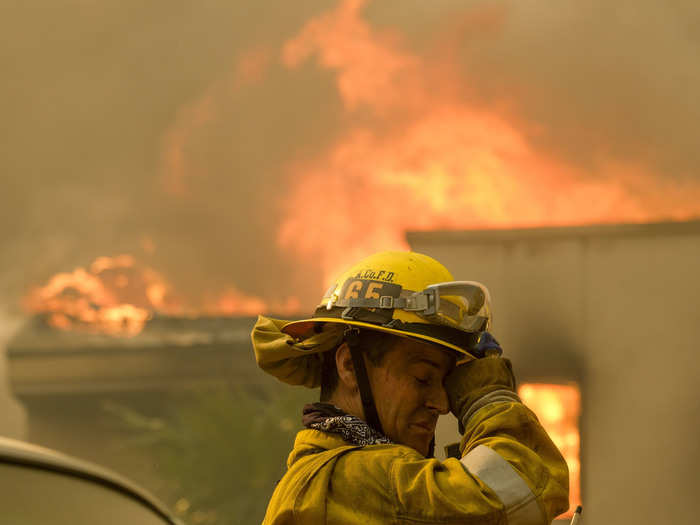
[{"left": 1, "top": 0, "right": 699, "bottom": 314}]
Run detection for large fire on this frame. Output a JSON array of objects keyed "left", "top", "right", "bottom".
[
  {"left": 157, "top": 0, "right": 700, "bottom": 290},
  {"left": 519, "top": 383, "right": 581, "bottom": 518},
  {"left": 276, "top": 0, "right": 700, "bottom": 283}
]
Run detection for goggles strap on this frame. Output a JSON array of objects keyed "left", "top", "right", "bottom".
[{"left": 345, "top": 328, "right": 385, "bottom": 437}]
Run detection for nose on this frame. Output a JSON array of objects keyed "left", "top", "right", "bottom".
[{"left": 427, "top": 384, "right": 450, "bottom": 415}]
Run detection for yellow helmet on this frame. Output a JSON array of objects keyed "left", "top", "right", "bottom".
[{"left": 282, "top": 251, "right": 492, "bottom": 358}]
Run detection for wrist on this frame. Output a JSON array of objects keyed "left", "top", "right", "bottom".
[
  {"left": 446, "top": 357, "right": 518, "bottom": 428},
  {"left": 458, "top": 387, "right": 521, "bottom": 432}
]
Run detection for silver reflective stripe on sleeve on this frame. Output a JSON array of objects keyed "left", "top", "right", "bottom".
[
  {"left": 461, "top": 389, "right": 521, "bottom": 429},
  {"left": 461, "top": 445, "right": 545, "bottom": 525}
]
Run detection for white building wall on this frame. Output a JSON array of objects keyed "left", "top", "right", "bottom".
[
  {"left": 409, "top": 221, "right": 700, "bottom": 525},
  {"left": 0, "top": 309, "right": 26, "bottom": 439}
]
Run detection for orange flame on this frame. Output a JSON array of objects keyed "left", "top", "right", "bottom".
[
  {"left": 23, "top": 255, "right": 181, "bottom": 336},
  {"left": 519, "top": 383, "right": 581, "bottom": 518},
  {"left": 277, "top": 0, "right": 700, "bottom": 284},
  {"left": 24, "top": 255, "right": 301, "bottom": 336}
]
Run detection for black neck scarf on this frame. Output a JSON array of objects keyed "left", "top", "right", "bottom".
[{"left": 302, "top": 403, "right": 393, "bottom": 446}]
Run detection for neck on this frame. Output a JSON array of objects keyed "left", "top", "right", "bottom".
[{"left": 327, "top": 387, "right": 365, "bottom": 421}]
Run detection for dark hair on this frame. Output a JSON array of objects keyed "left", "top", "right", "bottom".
[{"left": 319, "top": 329, "right": 398, "bottom": 402}]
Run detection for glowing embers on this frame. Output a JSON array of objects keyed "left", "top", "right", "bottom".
[
  {"left": 518, "top": 383, "right": 581, "bottom": 519},
  {"left": 23, "top": 255, "right": 181, "bottom": 337}
]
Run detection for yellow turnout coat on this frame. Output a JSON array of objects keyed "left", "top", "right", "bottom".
[{"left": 263, "top": 399, "right": 569, "bottom": 524}]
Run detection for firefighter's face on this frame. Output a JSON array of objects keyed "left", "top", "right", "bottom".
[{"left": 368, "top": 338, "right": 454, "bottom": 456}]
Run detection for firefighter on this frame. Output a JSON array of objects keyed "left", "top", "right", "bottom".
[{"left": 252, "top": 251, "right": 569, "bottom": 524}]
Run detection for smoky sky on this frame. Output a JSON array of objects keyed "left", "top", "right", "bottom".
[{"left": 1, "top": 0, "right": 699, "bottom": 314}]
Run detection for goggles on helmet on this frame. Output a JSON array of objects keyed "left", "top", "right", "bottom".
[{"left": 323, "top": 280, "right": 491, "bottom": 333}]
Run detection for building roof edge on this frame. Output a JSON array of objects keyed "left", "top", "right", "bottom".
[{"left": 406, "top": 219, "right": 700, "bottom": 244}]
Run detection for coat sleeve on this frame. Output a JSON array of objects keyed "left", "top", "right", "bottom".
[{"left": 388, "top": 393, "right": 569, "bottom": 524}]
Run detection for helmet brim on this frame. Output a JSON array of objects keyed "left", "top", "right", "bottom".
[{"left": 282, "top": 317, "right": 476, "bottom": 363}]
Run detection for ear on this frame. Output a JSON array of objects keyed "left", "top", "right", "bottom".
[{"left": 335, "top": 342, "right": 358, "bottom": 391}]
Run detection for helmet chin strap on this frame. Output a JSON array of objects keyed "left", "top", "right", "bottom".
[{"left": 344, "top": 328, "right": 385, "bottom": 436}]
